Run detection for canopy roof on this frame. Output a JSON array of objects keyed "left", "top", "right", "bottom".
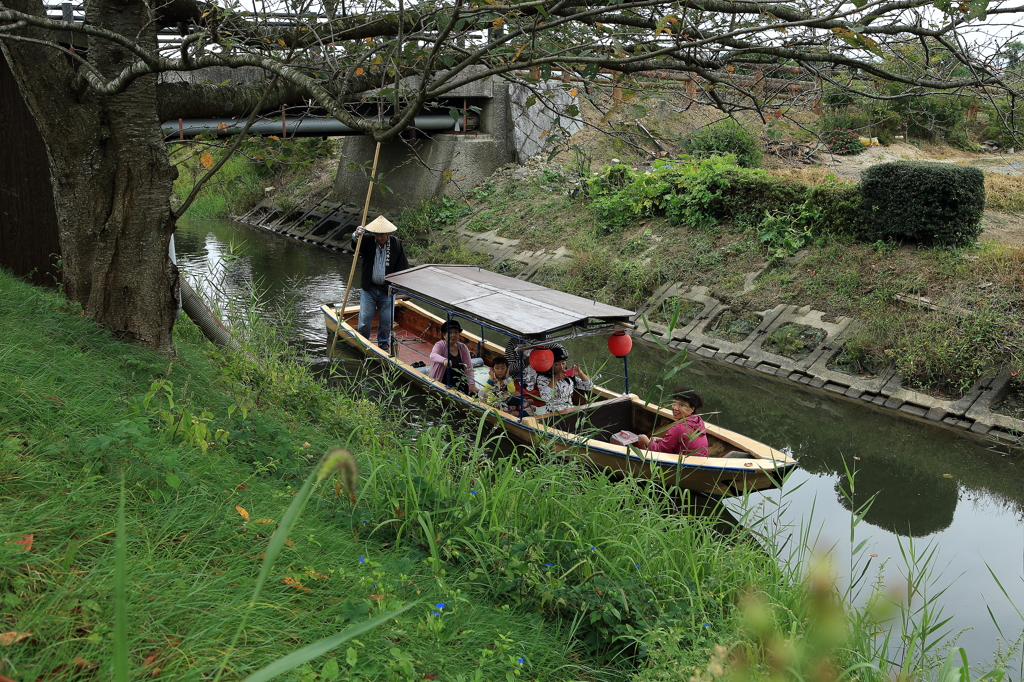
[{"left": 386, "top": 265, "right": 634, "bottom": 338}]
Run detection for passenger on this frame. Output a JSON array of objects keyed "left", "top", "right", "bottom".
[
  {"left": 504, "top": 337, "right": 566, "bottom": 391},
  {"left": 482, "top": 357, "right": 525, "bottom": 413},
  {"left": 429, "top": 320, "right": 476, "bottom": 395},
  {"left": 538, "top": 347, "right": 592, "bottom": 412},
  {"left": 636, "top": 389, "right": 709, "bottom": 457}
]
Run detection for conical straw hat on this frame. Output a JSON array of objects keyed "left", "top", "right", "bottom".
[{"left": 364, "top": 215, "right": 398, "bottom": 234}]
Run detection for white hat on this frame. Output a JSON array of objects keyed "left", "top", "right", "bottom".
[{"left": 364, "top": 215, "right": 398, "bottom": 234}]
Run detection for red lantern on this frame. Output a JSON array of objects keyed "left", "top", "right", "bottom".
[
  {"left": 608, "top": 330, "right": 632, "bottom": 357},
  {"left": 529, "top": 347, "right": 554, "bottom": 372}
]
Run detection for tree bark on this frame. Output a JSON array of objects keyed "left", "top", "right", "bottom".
[{"left": 1, "top": 0, "right": 179, "bottom": 352}]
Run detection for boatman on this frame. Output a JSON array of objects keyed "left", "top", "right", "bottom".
[{"left": 351, "top": 215, "right": 410, "bottom": 351}]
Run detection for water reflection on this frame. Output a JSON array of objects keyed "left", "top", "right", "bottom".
[{"left": 174, "top": 215, "right": 1024, "bottom": 668}]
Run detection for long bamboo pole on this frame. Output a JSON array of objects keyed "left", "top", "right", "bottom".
[{"left": 329, "top": 141, "right": 382, "bottom": 359}]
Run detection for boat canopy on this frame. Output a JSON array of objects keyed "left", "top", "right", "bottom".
[{"left": 385, "top": 265, "right": 634, "bottom": 339}]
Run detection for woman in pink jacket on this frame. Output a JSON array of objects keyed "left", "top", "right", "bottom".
[
  {"left": 429, "top": 320, "right": 476, "bottom": 395},
  {"left": 636, "top": 389, "right": 708, "bottom": 457}
]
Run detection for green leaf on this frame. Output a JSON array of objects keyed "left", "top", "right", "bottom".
[
  {"left": 346, "top": 647, "right": 358, "bottom": 667},
  {"left": 321, "top": 657, "right": 340, "bottom": 681},
  {"left": 114, "top": 479, "right": 128, "bottom": 682},
  {"left": 165, "top": 473, "right": 181, "bottom": 489},
  {"left": 240, "top": 605, "right": 415, "bottom": 682}
]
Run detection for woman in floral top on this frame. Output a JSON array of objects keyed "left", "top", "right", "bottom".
[{"left": 538, "top": 348, "right": 592, "bottom": 412}]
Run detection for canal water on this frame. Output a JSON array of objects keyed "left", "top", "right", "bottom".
[{"left": 174, "top": 215, "right": 1024, "bottom": 672}]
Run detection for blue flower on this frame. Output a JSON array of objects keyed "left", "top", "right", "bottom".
[
  {"left": 358, "top": 556, "right": 365, "bottom": 563},
  {"left": 470, "top": 490, "right": 477, "bottom": 495},
  {"left": 703, "top": 623, "right": 711, "bottom": 628},
  {"left": 635, "top": 564, "right": 641, "bottom": 568},
  {"left": 590, "top": 546, "right": 596, "bottom": 552},
  {"left": 431, "top": 611, "right": 440, "bottom": 617},
  {"left": 436, "top": 602, "right": 445, "bottom": 609},
  {"left": 517, "top": 657, "right": 525, "bottom": 665},
  {"left": 544, "top": 563, "right": 553, "bottom": 567}
]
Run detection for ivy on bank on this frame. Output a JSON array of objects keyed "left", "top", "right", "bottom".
[{"left": 586, "top": 156, "right": 861, "bottom": 260}]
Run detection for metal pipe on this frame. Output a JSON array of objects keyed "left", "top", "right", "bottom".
[
  {"left": 178, "top": 275, "right": 240, "bottom": 349},
  {"left": 623, "top": 355, "right": 630, "bottom": 396},
  {"left": 162, "top": 114, "right": 478, "bottom": 139}
]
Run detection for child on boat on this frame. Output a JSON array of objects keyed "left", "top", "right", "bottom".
[
  {"left": 636, "top": 389, "right": 709, "bottom": 457},
  {"left": 429, "top": 320, "right": 476, "bottom": 395},
  {"left": 482, "top": 357, "right": 526, "bottom": 413},
  {"left": 538, "top": 347, "right": 592, "bottom": 412}
]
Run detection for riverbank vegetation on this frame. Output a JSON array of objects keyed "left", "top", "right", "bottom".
[
  {"left": 402, "top": 155, "right": 1022, "bottom": 400},
  {"left": 3, "top": 267, "right": 1016, "bottom": 680}
]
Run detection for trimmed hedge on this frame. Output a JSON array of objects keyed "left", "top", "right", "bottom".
[{"left": 860, "top": 161, "right": 985, "bottom": 246}]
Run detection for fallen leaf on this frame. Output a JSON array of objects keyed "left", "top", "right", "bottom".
[
  {"left": 13, "top": 533, "right": 33, "bottom": 552},
  {"left": 0, "top": 631, "right": 31, "bottom": 645},
  {"left": 236, "top": 483, "right": 249, "bottom": 490},
  {"left": 255, "top": 518, "right": 275, "bottom": 525},
  {"left": 235, "top": 506, "right": 250, "bottom": 521},
  {"left": 870, "top": 553, "right": 878, "bottom": 557},
  {"left": 72, "top": 656, "right": 97, "bottom": 669},
  {"left": 0, "top": 674, "right": 17, "bottom": 682},
  {"left": 355, "top": 67, "right": 365, "bottom": 75},
  {"left": 369, "top": 594, "right": 385, "bottom": 603},
  {"left": 200, "top": 152, "right": 213, "bottom": 168},
  {"left": 943, "top": 473, "right": 954, "bottom": 478},
  {"left": 853, "top": 457, "right": 861, "bottom": 461},
  {"left": 284, "top": 539, "right": 295, "bottom": 548}
]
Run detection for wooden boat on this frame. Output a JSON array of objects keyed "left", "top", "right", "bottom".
[{"left": 322, "top": 265, "right": 797, "bottom": 496}]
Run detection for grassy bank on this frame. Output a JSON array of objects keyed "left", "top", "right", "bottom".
[
  {"left": 400, "top": 159, "right": 1023, "bottom": 400},
  {"left": 3, "top": 269, "right": 1013, "bottom": 681},
  {"left": 171, "top": 138, "right": 339, "bottom": 219}
]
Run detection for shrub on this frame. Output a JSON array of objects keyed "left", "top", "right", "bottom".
[
  {"left": 683, "top": 119, "right": 763, "bottom": 168},
  {"left": 822, "top": 129, "right": 866, "bottom": 155},
  {"left": 806, "top": 182, "right": 865, "bottom": 237},
  {"left": 860, "top": 161, "right": 985, "bottom": 247}
]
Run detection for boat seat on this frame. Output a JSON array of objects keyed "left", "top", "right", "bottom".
[{"left": 538, "top": 395, "right": 635, "bottom": 440}]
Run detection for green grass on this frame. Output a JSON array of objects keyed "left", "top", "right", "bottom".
[
  {"left": 2, "top": 268, "right": 1016, "bottom": 682},
  {"left": 0, "top": 273, "right": 588, "bottom": 681}
]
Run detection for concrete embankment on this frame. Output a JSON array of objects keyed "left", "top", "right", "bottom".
[{"left": 455, "top": 222, "right": 1024, "bottom": 448}]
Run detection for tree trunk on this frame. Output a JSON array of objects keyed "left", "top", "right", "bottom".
[{"left": 1, "top": 0, "right": 179, "bottom": 353}]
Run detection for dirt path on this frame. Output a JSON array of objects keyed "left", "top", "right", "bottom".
[{"left": 810, "top": 142, "right": 1024, "bottom": 181}]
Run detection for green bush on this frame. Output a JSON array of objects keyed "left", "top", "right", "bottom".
[
  {"left": 586, "top": 158, "right": 858, "bottom": 245},
  {"left": 860, "top": 161, "right": 985, "bottom": 246},
  {"left": 682, "top": 119, "right": 763, "bottom": 168},
  {"left": 821, "top": 129, "right": 866, "bottom": 155},
  {"left": 806, "top": 182, "right": 865, "bottom": 237}
]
